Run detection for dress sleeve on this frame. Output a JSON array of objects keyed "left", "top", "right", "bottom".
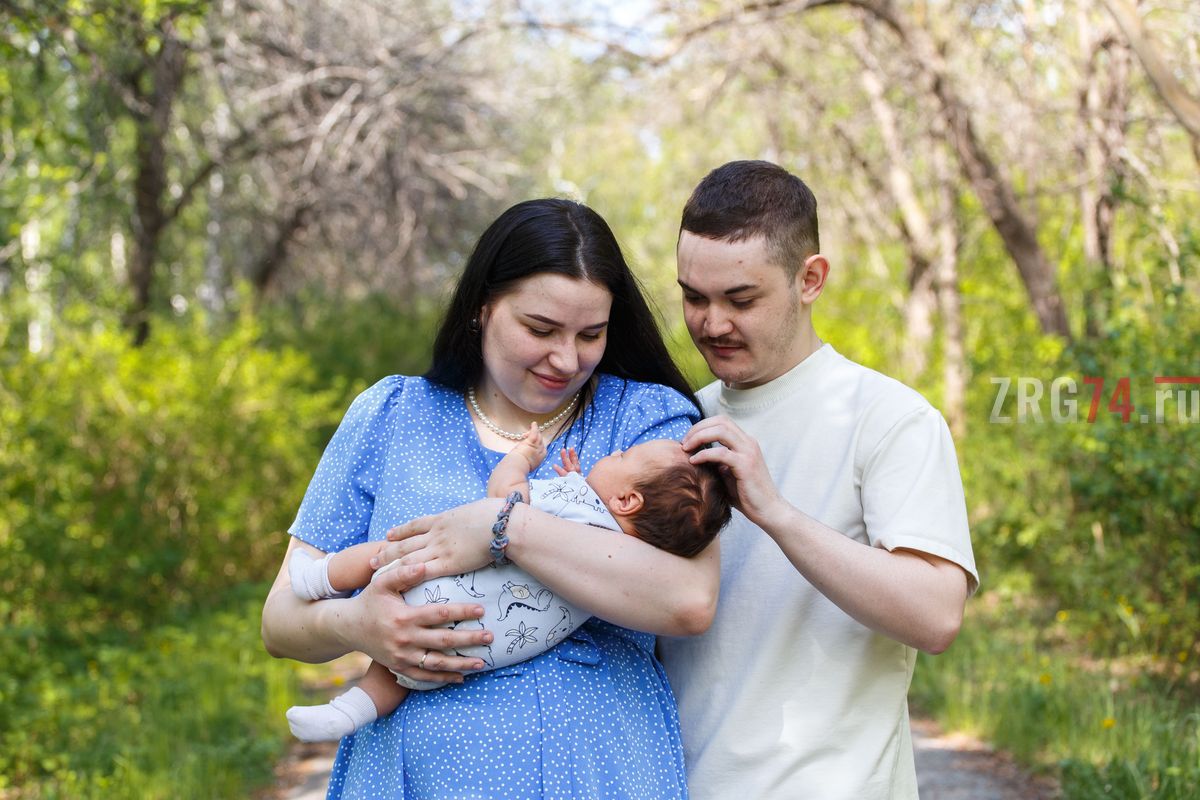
[
  {"left": 860, "top": 406, "right": 980, "bottom": 595},
  {"left": 616, "top": 382, "right": 701, "bottom": 448},
  {"left": 288, "top": 376, "right": 405, "bottom": 553}
]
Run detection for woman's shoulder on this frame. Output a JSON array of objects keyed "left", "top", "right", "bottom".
[
  {"left": 592, "top": 374, "right": 700, "bottom": 421},
  {"left": 345, "top": 375, "right": 456, "bottom": 420}
]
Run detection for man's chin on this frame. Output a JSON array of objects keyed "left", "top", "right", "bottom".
[{"left": 704, "top": 362, "right": 755, "bottom": 387}]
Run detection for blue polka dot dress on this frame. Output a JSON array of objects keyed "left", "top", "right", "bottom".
[{"left": 289, "top": 374, "right": 699, "bottom": 799}]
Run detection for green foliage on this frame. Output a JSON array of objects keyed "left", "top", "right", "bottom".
[
  {"left": 1048, "top": 292, "right": 1200, "bottom": 657},
  {"left": 912, "top": 599, "right": 1200, "bottom": 799},
  {"left": 257, "top": 292, "right": 446, "bottom": 392},
  {"left": 958, "top": 288, "right": 1200, "bottom": 659},
  {"left": 0, "top": 584, "right": 301, "bottom": 798},
  {"left": 0, "top": 311, "right": 344, "bottom": 643}
]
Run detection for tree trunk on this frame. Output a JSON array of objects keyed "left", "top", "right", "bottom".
[
  {"left": 124, "top": 22, "right": 188, "bottom": 346},
  {"left": 1077, "top": 5, "right": 1133, "bottom": 337},
  {"left": 1101, "top": 0, "right": 1200, "bottom": 166},
  {"left": 855, "top": 36, "right": 941, "bottom": 380},
  {"left": 251, "top": 204, "right": 311, "bottom": 297},
  {"left": 813, "top": 0, "right": 1073, "bottom": 339},
  {"left": 933, "top": 146, "right": 966, "bottom": 438}
]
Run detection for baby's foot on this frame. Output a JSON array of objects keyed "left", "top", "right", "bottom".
[{"left": 286, "top": 686, "right": 377, "bottom": 742}]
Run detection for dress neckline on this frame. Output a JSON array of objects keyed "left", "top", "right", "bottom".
[{"left": 457, "top": 383, "right": 580, "bottom": 459}]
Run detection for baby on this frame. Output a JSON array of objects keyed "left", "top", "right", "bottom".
[{"left": 285, "top": 424, "right": 731, "bottom": 742}]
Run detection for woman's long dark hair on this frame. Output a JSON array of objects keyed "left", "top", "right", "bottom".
[{"left": 425, "top": 199, "right": 698, "bottom": 412}]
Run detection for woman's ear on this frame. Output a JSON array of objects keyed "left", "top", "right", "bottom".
[{"left": 609, "top": 490, "right": 644, "bottom": 517}]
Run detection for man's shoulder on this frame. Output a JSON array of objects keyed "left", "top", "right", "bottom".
[{"left": 830, "top": 352, "right": 934, "bottom": 417}]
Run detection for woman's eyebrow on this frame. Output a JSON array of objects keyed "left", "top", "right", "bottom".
[{"left": 526, "top": 313, "right": 608, "bottom": 330}]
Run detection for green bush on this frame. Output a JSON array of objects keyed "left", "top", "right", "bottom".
[
  {"left": 0, "top": 312, "right": 344, "bottom": 643},
  {"left": 257, "top": 292, "right": 445, "bottom": 389},
  {"left": 957, "top": 289, "right": 1200, "bottom": 659}
]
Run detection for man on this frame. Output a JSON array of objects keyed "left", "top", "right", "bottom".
[{"left": 659, "top": 160, "right": 978, "bottom": 800}]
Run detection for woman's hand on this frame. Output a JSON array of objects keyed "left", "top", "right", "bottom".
[
  {"left": 340, "top": 560, "right": 493, "bottom": 683},
  {"left": 379, "top": 497, "right": 506, "bottom": 580}
]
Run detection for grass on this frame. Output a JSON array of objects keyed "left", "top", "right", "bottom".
[
  {"left": 0, "top": 583, "right": 302, "bottom": 799},
  {"left": 5, "top": 579, "right": 1198, "bottom": 798},
  {"left": 911, "top": 592, "right": 1200, "bottom": 799}
]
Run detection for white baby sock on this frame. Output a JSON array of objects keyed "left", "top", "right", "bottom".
[
  {"left": 286, "top": 686, "right": 378, "bottom": 743},
  {"left": 289, "top": 549, "right": 351, "bottom": 601}
]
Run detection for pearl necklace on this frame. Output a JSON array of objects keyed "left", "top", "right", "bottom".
[{"left": 467, "top": 387, "right": 580, "bottom": 441}]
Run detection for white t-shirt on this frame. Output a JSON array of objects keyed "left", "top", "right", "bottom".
[{"left": 659, "top": 344, "right": 978, "bottom": 800}]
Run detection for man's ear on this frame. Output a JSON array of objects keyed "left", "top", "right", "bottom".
[
  {"left": 609, "top": 489, "right": 644, "bottom": 518},
  {"left": 797, "top": 254, "right": 829, "bottom": 304}
]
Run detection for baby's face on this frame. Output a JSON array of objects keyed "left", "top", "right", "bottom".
[{"left": 587, "top": 439, "right": 690, "bottom": 503}]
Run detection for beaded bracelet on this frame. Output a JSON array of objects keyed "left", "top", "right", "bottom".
[{"left": 490, "top": 490, "right": 523, "bottom": 565}]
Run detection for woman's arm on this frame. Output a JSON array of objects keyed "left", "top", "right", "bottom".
[
  {"left": 261, "top": 537, "right": 495, "bottom": 680},
  {"left": 381, "top": 498, "right": 720, "bottom": 636}
]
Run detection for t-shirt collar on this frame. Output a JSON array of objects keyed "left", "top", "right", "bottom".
[{"left": 716, "top": 343, "right": 836, "bottom": 412}]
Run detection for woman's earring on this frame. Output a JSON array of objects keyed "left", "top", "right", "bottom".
[{"left": 469, "top": 317, "right": 481, "bottom": 334}]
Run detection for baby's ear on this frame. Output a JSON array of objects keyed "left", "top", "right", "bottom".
[{"left": 610, "top": 489, "right": 644, "bottom": 517}]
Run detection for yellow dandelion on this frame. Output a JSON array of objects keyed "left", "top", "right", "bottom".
[
  {"left": 1178, "top": 651, "right": 1188, "bottom": 663},
  {"left": 332, "top": 674, "right": 346, "bottom": 687},
  {"left": 1056, "top": 610, "right": 1070, "bottom": 623},
  {"left": 1101, "top": 717, "right": 1116, "bottom": 729},
  {"left": 1038, "top": 673, "right": 1053, "bottom": 686}
]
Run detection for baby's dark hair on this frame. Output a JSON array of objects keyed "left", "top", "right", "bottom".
[{"left": 629, "top": 459, "right": 732, "bottom": 557}]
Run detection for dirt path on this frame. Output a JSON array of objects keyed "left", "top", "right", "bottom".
[
  {"left": 913, "top": 718, "right": 1060, "bottom": 799},
  {"left": 259, "top": 653, "right": 367, "bottom": 800},
  {"left": 267, "top": 672, "right": 1059, "bottom": 800}
]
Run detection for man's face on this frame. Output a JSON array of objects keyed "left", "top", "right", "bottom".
[{"left": 676, "top": 231, "right": 809, "bottom": 390}]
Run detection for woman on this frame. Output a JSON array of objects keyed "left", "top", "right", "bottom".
[{"left": 261, "top": 199, "right": 719, "bottom": 798}]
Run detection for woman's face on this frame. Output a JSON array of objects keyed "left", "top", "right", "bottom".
[{"left": 477, "top": 273, "right": 613, "bottom": 421}]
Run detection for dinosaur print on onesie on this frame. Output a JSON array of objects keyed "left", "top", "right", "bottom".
[{"left": 394, "top": 472, "right": 622, "bottom": 689}]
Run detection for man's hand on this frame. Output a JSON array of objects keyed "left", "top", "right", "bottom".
[{"left": 683, "top": 415, "right": 786, "bottom": 529}]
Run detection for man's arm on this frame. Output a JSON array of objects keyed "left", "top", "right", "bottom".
[{"left": 684, "top": 416, "right": 969, "bottom": 654}]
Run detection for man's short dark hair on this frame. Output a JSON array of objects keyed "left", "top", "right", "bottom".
[
  {"left": 680, "top": 160, "right": 820, "bottom": 278},
  {"left": 630, "top": 460, "right": 732, "bottom": 558}
]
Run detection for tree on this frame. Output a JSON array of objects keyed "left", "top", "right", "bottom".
[{"left": 1101, "top": 0, "right": 1200, "bottom": 166}]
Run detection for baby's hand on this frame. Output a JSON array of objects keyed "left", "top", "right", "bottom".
[
  {"left": 553, "top": 447, "right": 582, "bottom": 476},
  {"left": 515, "top": 422, "right": 547, "bottom": 469}
]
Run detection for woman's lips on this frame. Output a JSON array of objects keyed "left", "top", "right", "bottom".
[{"left": 533, "top": 372, "right": 571, "bottom": 391}]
